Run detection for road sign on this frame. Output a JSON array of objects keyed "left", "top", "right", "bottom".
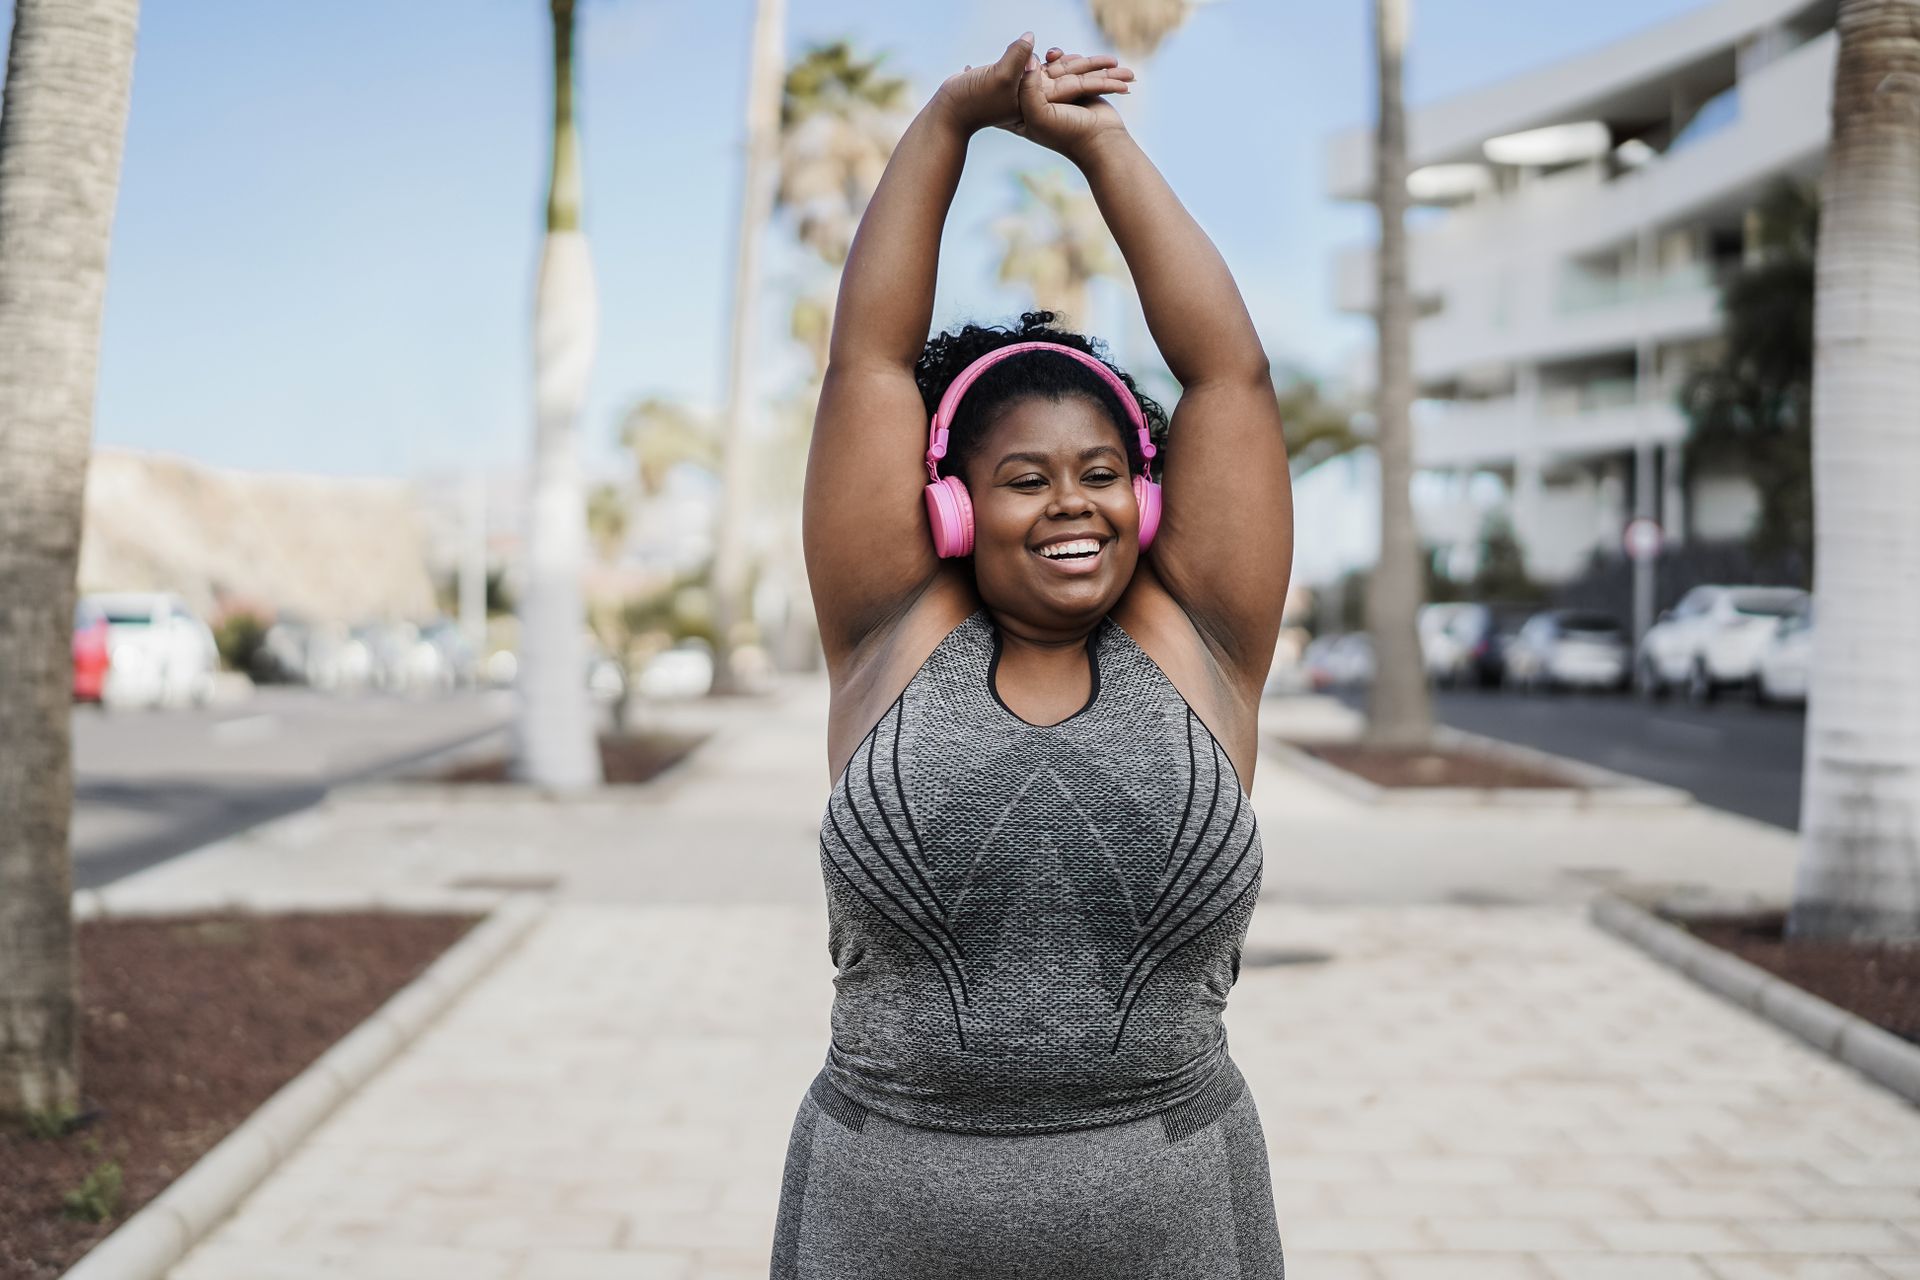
[{"left": 1624, "top": 517, "right": 1664, "bottom": 562}]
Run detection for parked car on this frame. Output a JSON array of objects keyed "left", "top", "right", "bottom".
[
  {"left": 252, "top": 616, "right": 321, "bottom": 685},
  {"left": 1501, "top": 610, "right": 1630, "bottom": 693},
  {"left": 1304, "top": 633, "right": 1374, "bottom": 690},
  {"left": 85, "top": 591, "right": 218, "bottom": 709},
  {"left": 635, "top": 639, "right": 715, "bottom": 699},
  {"left": 1418, "top": 603, "right": 1477, "bottom": 683},
  {"left": 1753, "top": 599, "right": 1813, "bottom": 705},
  {"left": 420, "top": 619, "right": 480, "bottom": 688},
  {"left": 72, "top": 599, "right": 111, "bottom": 703},
  {"left": 1635, "top": 585, "right": 1810, "bottom": 703},
  {"left": 1419, "top": 601, "right": 1533, "bottom": 688}
]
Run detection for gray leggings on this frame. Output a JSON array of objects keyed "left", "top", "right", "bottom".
[{"left": 771, "top": 1058, "right": 1286, "bottom": 1279}]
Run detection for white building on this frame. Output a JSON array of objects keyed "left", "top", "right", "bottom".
[{"left": 1322, "top": 0, "right": 1833, "bottom": 582}]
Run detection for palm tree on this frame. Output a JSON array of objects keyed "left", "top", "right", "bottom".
[
  {"left": 619, "top": 395, "right": 721, "bottom": 497},
  {"left": 517, "top": 0, "right": 603, "bottom": 789},
  {"left": 0, "top": 0, "right": 142, "bottom": 1119},
  {"left": 994, "top": 170, "right": 1122, "bottom": 328},
  {"left": 707, "top": 0, "right": 786, "bottom": 696},
  {"left": 1086, "top": 0, "right": 1199, "bottom": 366},
  {"left": 778, "top": 42, "right": 910, "bottom": 273},
  {"left": 1276, "top": 370, "right": 1365, "bottom": 478},
  {"left": 1087, "top": 0, "right": 1195, "bottom": 58},
  {"left": 1363, "top": 0, "right": 1433, "bottom": 749},
  {"left": 1790, "top": 0, "right": 1920, "bottom": 941}
]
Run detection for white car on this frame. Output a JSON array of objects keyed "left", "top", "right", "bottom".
[
  {"left": 636, "top": 641, "right": 715, "bottom": 699},
  {"left": 86, "top": 591, "right": 218, "bottom": 710},
  {"left": 1634, "top": 584, "right": 1810, "bottom": 704},
  {"left": 1754, "top": 600, "right": 1813, "bottom": 704},
  {"left": 1417, "top": 602, "right": 1477, "bottom": 684},
  {"left": 1502, "top": 610, "right": 1630, "bottom": 693}
]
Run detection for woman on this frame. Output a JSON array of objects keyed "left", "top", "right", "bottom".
[{"left": 777, "top": 32, "right": 1293, "bottom": 1278}]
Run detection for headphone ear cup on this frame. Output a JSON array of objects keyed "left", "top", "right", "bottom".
[
  {"left": 1134, "top": 474, "right": 1163, "bottom": 551},
  {"left": 924, "top": 476, "right": 975, "bottom": 557}
]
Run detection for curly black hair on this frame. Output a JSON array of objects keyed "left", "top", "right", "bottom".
[{"left": 913, "top": 312, "right": 1169, "bottom": 484}]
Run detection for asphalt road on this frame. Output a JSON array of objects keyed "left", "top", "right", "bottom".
[
  {"left": 70, "top": 686, "right": 513, "bottom": 889},
  {"left": 1335, "top": 684, "right": 1806, "bottom": 831}
]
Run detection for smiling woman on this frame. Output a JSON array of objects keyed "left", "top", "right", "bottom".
[{"left": 786, "top": 31, "right": 1291, "bottom": 1278}]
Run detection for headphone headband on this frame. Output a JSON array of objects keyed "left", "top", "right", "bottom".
[{"left": 924, "top": 340, "right": 1157, "bottom": 484}]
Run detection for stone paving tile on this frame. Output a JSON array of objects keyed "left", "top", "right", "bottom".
[
  {"left": 149, "top": 683, "right": 1920, "bottom": 1278},
  {"left": 1705, "top": 1259, "right": 1900, "bottom": 1279},
  {"left": 516, "top": 1248, "right": 696, "bottom": 1279},
  {"left": 1538, "top": 1257, "right": 1717, "bottom": 1280},
  {"left": 1375, "top": 1255, "right": 1555, "bottom": 1279}
]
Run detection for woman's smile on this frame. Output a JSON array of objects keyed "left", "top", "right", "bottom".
[{"left": 1031, "top": 536, "right": 1108, "bottom": 575}]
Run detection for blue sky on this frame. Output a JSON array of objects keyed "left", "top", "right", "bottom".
[{"left": 8, "top": 0, "right": 1701, "bottom": 479}]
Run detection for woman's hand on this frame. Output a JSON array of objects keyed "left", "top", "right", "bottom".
[
  {"left": 1016, "top": 46, "right": 1135, "bottom": 162},
  {"left": 933, "top": 33, "right": 1037, "bottom": 136}
]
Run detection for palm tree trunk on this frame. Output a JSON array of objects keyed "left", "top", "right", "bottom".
[
  {"left": 1365, "top": 0, "right": 1433, "bottom": 748},
  {"left": 1790, "top": 0, "right": 1920, "bottom": 940},
  {"left": 0, "top": 0, "right": 141, "bottom": 1119},
  {"left": 516, "top": 0, "right": 603, "bottom": 789},
  {"left": 709, "top": 0, "right": 785, "bottom": 696}
]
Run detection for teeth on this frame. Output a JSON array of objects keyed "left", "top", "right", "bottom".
[{"left": 1038, "top": 539, "right": 1101, "bottom": 559}]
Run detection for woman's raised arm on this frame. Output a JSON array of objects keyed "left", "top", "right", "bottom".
[
  {"left": 802, "top": 36, "right": 1039, "bottom": 667},
  {"left": 1018, "top": 58, "right": 1293, "bottom": 682}
]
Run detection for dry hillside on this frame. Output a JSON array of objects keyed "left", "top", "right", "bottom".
[{"left": 78, "top": 449, "right": 438, "bottom": 623}]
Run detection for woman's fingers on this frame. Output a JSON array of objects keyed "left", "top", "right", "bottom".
[
  {"left": 995, "top": 31, "right": 1036, "bottom": 81},
  {"left": 1045, "top": 52, "right": 1124, "bottom": 78},
  {"left": 1045, "top": 71, "right": 1132, "bottom": 101}
]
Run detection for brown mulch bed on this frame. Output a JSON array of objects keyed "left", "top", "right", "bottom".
[
  {"left": 1290, "top": 740, "right": 1579, "bottom": 789},
  {"left": 1676, "top": 910, "right": 1920, "bottom": 1046},
  {"left": 1, "top": 911, "right": 479, "bottom": 1280},
  {"left": 429, "top": 729, "right": 710, "bottom": 785}
]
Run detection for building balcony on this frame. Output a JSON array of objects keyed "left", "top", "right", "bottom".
[
  {"left": 1331, "top": 28, "right": 1832, "bottom": 377},
  {"left": 1412, "top": 397, "right": 1690, "bottom": 470}
]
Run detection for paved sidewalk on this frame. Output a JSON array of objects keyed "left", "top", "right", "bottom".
[{"left": 112, "top": 680, "right": 1918, "bottom": 1280}]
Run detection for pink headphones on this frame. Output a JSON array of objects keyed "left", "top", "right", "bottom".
[{"left": 923, "top": 341, "right": 1163, "bottom": 558}]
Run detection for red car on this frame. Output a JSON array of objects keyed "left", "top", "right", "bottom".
[{"left": 73, "top": 599, "right": 110, "bottom": 702}]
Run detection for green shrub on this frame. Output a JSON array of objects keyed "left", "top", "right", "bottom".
[
  {"left": 214, "top": 610, "right": 270, "bottom": 673},
  {"left": 62, "top": 1160, "right": 123, "bottom": 1222}
]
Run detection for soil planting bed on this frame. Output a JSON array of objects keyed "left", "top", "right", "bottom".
[
  {"left": 1, "top": 911, "right": 479, "bottom": 1280},
  {"left": 1291, "top": 740, "right": 1579, "bottom": 789},
  {"left": 429, "top": 729, "right": 710, "bottom": 785},
  {"left": 1676, "top": 909, "right": 1920, "bottom": 1045}
]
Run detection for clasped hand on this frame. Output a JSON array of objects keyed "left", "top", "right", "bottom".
[{"left": 936, "top": 33, "right": 1135, "bottom": 161}]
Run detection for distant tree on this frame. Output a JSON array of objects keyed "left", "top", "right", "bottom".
[
  {"left": 778, "top": 41, "right": 911, "bottom": 271},
  {"left": 1276, "top": 370, "right": 1364, "bottom": 477},
  {"left": 1469, "top": 512, "right": 1544, "bottom": 603},
  {"left": 1364, "top": 0, "right": 1433, "bottom": 748},
  {"left": 0, "top": 0, "right": 141, "bottom": 1120},
  {"left": 1792, "top": 0, "right": 1920, "bottom": 942},
  {"left": 709, "top": 0, "right": 786, "bottom": 696},
  {"left": 1087, "top": 0, "right": 1194, "bottom": 60},
  {"left": 518, "top": 0, "right": 603, "bottom": 788},
  {"left": 586, "top": 482, "right": 629, "bottom": 565},
  {"left": 1678, "top": 180, "right": 1817, "bottom": 569},
  {"left": 994, "top": 169, "right": 1121, "bottom": 329}
]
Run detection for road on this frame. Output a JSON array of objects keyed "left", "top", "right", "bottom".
[
  {"left": 1335, "top": 685, "right": 1806, "bottom": 831},
  {"left": 70, "top": 686, "right": 513, "bottom": 889}
]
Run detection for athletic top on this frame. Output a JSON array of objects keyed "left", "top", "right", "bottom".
[{"left": 817, "top": 605, "right": 1264, "bottom": 1135}]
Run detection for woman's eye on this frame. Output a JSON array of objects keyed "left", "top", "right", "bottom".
[
  {"left": 1088, "top": 471, "right": 1120, "bottom": 483},
  {"left": 1012, "top": 477, "right": 1045, "bottom": 489}
]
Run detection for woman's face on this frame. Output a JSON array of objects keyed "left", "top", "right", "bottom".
[{"left": 960, "top": 394, "right": 1140, "bottom": 626}]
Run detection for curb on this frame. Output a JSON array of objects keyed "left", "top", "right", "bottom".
[
  {"left": 59, "top": 895, "right": 549, "bottom": 1280},
  {"left": 1265, "top": 731, "right": 1691, "bottom": 809},
  {"left": 1589, "top": 893, "right": 1920, "bottom": 1106}
]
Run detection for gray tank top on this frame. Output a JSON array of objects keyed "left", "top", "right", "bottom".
[{"left": 818, "top": 605, "right": 1263, "bottom": 1135}]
